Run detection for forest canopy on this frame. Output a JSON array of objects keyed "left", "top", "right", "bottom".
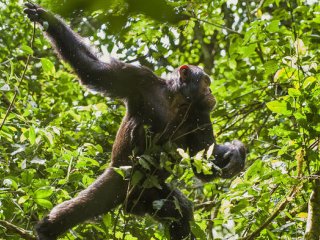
[{"left": 0, "top": 0, "right": 320, "bottom": 239}]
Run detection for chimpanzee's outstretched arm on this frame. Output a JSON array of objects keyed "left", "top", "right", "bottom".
[
  {"left": 187, "top": 113, "right": 246, "bottom": 180},
  {"left": 24, "top": 3, "right": 157, "bottom": 98}
]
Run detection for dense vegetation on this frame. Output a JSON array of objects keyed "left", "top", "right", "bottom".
[{"left": 0, "top": 0, "right": 319, "bottom": 239}]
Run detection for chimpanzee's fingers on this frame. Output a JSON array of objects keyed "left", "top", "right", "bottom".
[
  {"left": 24, "top": 8, "right": 38, "bottom": 21},
  {"left": 24, "top": 3, "right": 49, "bottom": 23},
  {"left": 36, "top": 8, "right": 47, "bottom": 16},
  {"left": 23, "top": 8, "right": 36, "bottom": 14},
  {"left": 24, "top": 2, "right": 38, "bottom": 9},
  {"left": 220, "top": 148, "right": 245, "bottom": 179},
  {"left": 223, "top": 150, "right": 232, "bottom": 159},
  {"left": 231, "top": 140, "right": 246, "bottom": 159}
]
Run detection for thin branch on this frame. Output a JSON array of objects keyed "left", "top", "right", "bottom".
[
  {"left": 194, "top": 17, "right": 243, "bottom": 36},
  {"left": 250, "top": 0, "right": 266, "bottom": 15},
  {"left": 194, "top": 201, "right": 215, "bottom": 210},
  {"left": 217, "top": 103, "right": 264, "bottom": 136},
  {"left": 0, "top": 22, "right": 36, "bottom": 131},
  {"left": 0, "top": 220, "right": 36, "bottom": 240},
  {"left": 243, "top": 184, "right": 302, "bottom": 240}
]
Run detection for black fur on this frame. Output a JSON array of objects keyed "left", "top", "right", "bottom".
[{"left": 24, "top": 3, "right": 246, "bottom": 240}]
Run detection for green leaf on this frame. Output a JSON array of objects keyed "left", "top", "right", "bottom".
[
  {"left": 190, "top": 221, "right": 206, "bottom": 239},
  {"left": 131, "top": 170, "right": 143, "bottom": 186},
  {"left": 294, "top": 39, "right": 307, "bottom": 56},
  {"left": 34, "top": 187, "right": 54, "bottom": 199},
  {"left": 192, "top": 158, "right": 201, "bottom": 173},
  {"left": 18, "top": 195, "right": 30, "bottom": 204},
  {"left": 102, "top": 213, "right": 112, "bottom": 227},
  {"left": 303, "top": 76, "right": 316, "bottom": 89},
  {"left": 141, "top": 155, "right": 157, "bottom": 167},
  {"left": 42, "top": 131, "right": 54, "bottom": 145},
  {"left": 3, "top": 179, "right": 18, "bottom": 190},
  {"left": 229, "top": 58, "right": 237, "bottom": 70},
  {"left": 21, "top": 45, "right": 34, "bottom": 55},
  {"left": 138, "top": 157, "right": 151, "bottom": 170},
  {"left": 114, "top": 166, "right": 132, "bottom": 179},
  {"left": 266, "top": 20, "right": 280, "bottom": 33},
  {"left": 266, "top": 100, "right": 291, "bottom": 115},
  {"left": 264, "top": 60, "right": 278, "bottom": 76},
  {"left": 244, "top": 160, "right": 263, "bottom": 180},
  {"left": 41, "top": 58, "right": 56, "bottom": 75},
  {"left": 288, "top": 88, "right": 301, "bottom": 97},
  {"left": 143, "top": 175, "right": 161, "bottom": 189},
  {"left": 206, "top": 143, "right": 214, "bottom": 159},
  {"left": 35, "top": 198, "right": 53, "bottom": 209},
  {"left": 177, "top": 148, "right": 189, "bottom": 159},
  {"left": 28, "top": 126, "right": 36, "bottom": 145},
  {"left": 21, "top": 170, "right": 34, "bottom": 185}
]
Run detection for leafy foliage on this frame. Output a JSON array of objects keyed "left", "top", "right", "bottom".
[{"left": 1, "top": 0, "right": 320, "bottom": 239}]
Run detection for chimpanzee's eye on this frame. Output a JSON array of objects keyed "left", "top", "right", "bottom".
[{"left": 203, "top": 75, "right": 211, "bottom": 85}]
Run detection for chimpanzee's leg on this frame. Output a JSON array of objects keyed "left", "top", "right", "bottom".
[
  {"left": 126, "top": 184, "right": 194, "bottom": 240},
  {"left": 36, "top": 168, "right": 127, "bottom": 240}
]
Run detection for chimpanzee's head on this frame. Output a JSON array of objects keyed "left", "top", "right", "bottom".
[{"left": 169, "top": 65, "right": 216, "bottom": 111}]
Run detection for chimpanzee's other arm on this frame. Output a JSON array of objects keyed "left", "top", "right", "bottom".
[
  {"left": 187, "top": 113, "right": 246, "bottom": 181},
  {"left": 24, "top": 3, "right": 157, "bottom": 98}
]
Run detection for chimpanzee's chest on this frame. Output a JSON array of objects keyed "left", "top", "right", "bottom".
[{"left": 140, "top": 91, "right": 193, "bottom": 146}]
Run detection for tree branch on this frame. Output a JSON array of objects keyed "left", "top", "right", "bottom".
[
  {"left": 0, "top": 220, "right": 36, "bottom": 240},
  {"left": 243, "top": 184, "right": 302, "bottom": 240}
]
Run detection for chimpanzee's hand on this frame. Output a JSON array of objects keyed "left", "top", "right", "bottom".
[
  {"left": 215, "top": 140, "right": 246, "bottom": 179},
  {"left": 194, "top": 140, "right": 246, "bottom": 181},
  {"left": 24, "top": 3, "right": 54, "bottom": 26},
  {"left": 221, "top": 140, "right": 246, "bottom": 178}
]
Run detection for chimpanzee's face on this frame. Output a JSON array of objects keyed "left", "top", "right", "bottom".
[{"left": 176, "top": 65, "right": 216, "bottom": 111}]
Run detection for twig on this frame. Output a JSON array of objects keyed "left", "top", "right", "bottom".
[
  {"left": 0, "top": 220, "right": 36, "bottom": 240},
  {"left": 250, "top": 0, "right": 266, "bottom": 15},
  {"left": 0, "top": 22, "right": 36, "bottom": 131},
  {"left": 194, "top": 17, "right": 243, "bottom": 36},
  {"left": 194, "top": 201, "right": 215, "bottom": 210},
  {"left": 217, "top": 102, "right": 264, "bottom": 136},
  {"left": 243, "top": 184, "right": 302, "bottom": 240},
  {"left": 113, "top": 209, "right": 122, "bottom": 239}
]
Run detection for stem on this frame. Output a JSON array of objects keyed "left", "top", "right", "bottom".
[
  {"left": 243, "top": 184, "right": 302, "bottom": 240},
  {"left": 0, "top": 22, "right": 36, "bottom": 131}
]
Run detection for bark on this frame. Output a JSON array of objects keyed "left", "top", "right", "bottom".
[{"left": 305, "top": 177, "right": 320, "bottom": 240}]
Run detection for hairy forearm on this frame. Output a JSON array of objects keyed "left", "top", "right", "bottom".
[{"left": 44, "top": 15, "right": 100, "bottom": 73}]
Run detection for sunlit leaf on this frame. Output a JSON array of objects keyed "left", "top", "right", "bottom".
[
  {"left": 266, "top": 20, "right": 280, "bottom": 33},
  {"left": 41, "top": 58, "right": 56, "bottom": 75},
  {"left": 35, "top": 198, "right": 53, "bottom": 209},
  {"left": 34, "top": 187, "right": 54, "bottom": 199},
  {"left": 294, "top": 39, "right": 307, "bottom": 56},
  {"left": 190, "top": 221, "right": 206, "bottom": 239},
  {"left": 28, "top": 126, "right": 36, "bottom": 145},
  {"left": 288, "top": 88, "right": 301, "bottom": 97},
  {"left": 266, "top": 100, "right": 291, "bottom": 115},
  {"left": 21, "top": 45, "right": 34, "bottom": 55}
]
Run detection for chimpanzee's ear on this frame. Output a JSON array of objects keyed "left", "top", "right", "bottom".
[{"left": 179, "top": 65, "right": 189, "bottom": 82}]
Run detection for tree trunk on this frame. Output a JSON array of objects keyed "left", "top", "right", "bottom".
[{"left": 305, "top": 177, "right": 320, "bottom": 240}]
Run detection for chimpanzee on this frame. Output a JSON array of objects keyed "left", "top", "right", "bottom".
[{"left": 24, "top": 3, "right": 246, "bottom": 240}]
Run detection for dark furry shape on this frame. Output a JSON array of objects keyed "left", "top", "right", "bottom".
[{"left": 24, "top": 3, "right": 246, "bottom": 240}]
